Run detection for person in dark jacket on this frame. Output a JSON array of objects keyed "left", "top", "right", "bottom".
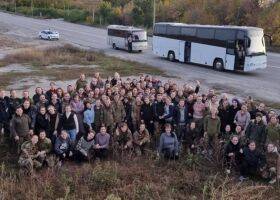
[
  {"left": 22, "top": 100, "right": 36, "bottom": 130},
  {"left": 32, "top": 87, "right": 44, "bottom": 105},
  {"left": 140, "top": 96, "right": 154, "bottom": 137},
  {"left": 93, "top": 99, "right": 104, "bottom": 133},
  {"left": 185, "top": 121, "right": 202, "bottom": 154},
  {"left": 123, "top": 97, "right": 134, "bottom": 133},
  {"left": 34, "top": 106, "right": 50, "bottom": 135},
  {"left": 47, "top": 105, "right": 60, "bottom": 144},
  {"left": 245, "top": 112, "right": 267, "bottom": 152},
  {"left": 45, "top": 81, "right": 57, "bottom": 101},
  {"left": 49, "top": 93, "right": 62, "bottom": 114},
  {"left": 54, "top": 130, "right": 73, "bottom": 161},
  {"left": 224, "top": 135, "right": 242, "bottom": 174},
  {"left": 174, "top": 99, "right": 189, "bottom": 143},
  {"left": 153, "top": 94, "right": 165, "bottom": 137},
  {"left": 8, "top": 89, "right": 21, "bottom": 118},
  {"left": 228, "top": 99, "right": 241, "bottom": 130},
  {"left": 218, "top": 100, "right": 231, "bottom": 134},
  {"left": 0, "top": 90, "right": 10, "bottom": 137},
  {"left": 239, "top": 141, "right": 265, "bottom": 182},
  {"left": 162, "top": 97, "right": 175, "bottom": 124}
]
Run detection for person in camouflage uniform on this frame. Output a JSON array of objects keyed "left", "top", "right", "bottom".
[
  {"left": 133, "top": 123, "right": 150, "bottom": 156},
  {"left": 113, "top": 122, "right": 133, "bottom": 157},
  {"left": 262, "top": 143, "right": 280, "bottom": 184},
  {"left": 18, "top": 135, "right": 42, "bottom": 175},
  {"left": 112, "top": 94, "right": 125, "bottom": 126},
  {"left": 37, "top": 130, "right": 54, "bottom": 167},
  {"left": 103, "top": 97, "right": 114, "bottom": 135},
  {"left": 93, "top": 99, "right": 104, "bottom": 133}
]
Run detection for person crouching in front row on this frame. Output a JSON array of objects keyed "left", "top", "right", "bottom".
[
  {"left": 74, "top": 130, "right": 95, "bottom": 163},
  {"left": 158, "top": 123, "right": 179, "bottom": 160},
  {"left": 54, "top": 130, "right": 73, "bottom": 162}
]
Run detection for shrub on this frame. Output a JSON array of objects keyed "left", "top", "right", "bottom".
[{"left": 64, "top": 9, "right": 89, "bottom": 23}]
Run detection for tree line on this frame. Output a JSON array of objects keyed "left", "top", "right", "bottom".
[{"left": 0, "top": 0, "right": 279, "bottom": 45}]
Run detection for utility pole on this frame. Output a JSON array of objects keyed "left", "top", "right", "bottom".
[
  {"left": 153, "top": 0, "right": 156, "bottom": 28},
  {"left": 31, "top": 0, "right": 34, "bottom": 16},
  {"left": 14, "top": 0, "right": 16, "bottom": 13}
]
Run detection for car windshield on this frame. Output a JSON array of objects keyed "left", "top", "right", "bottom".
[
  {"left": 132, "top": 31, "right": 147, "bottom": 42},
  {"left": 246, "top": 30, "right": 266, "bottom": 55}
]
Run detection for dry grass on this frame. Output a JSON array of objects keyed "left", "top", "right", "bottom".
[
  {"left": 0, "top": 44, "right": 169, "bottom": 90},
  {"left": 0, "top": 34, "right": 24, "bottom": 49},
  {"left": 0, "top": 144, "right": 278, "bottom": 200}
]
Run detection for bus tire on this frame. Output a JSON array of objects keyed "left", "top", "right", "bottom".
[
  {"left": 167, "top": 51, "right": 175, "bottom": 62},
  {"left": 138, "top": 50, "right": 142, "bottom": 53},
  {"left": 213, "top": 58, "right": 224, "bottom": 71}
]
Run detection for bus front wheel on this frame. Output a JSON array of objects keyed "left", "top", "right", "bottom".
[
  {"left": 213, "top": 59, "right": 224, "bottom": 71},
  {"left": 167, "top": 51, "right": 175, "bottom": 62}
]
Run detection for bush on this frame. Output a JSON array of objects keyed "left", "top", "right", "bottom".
[{"left": 64, "top": 9, "right": 89, "bottom": 23}]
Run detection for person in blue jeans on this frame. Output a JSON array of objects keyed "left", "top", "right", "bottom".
[{"left": 58, "top": 105, "right": 79, "bottom": 142}]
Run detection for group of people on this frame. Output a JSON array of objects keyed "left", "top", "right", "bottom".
[{"left": 0, "top": 72, "right": 279, "bottom": 183}]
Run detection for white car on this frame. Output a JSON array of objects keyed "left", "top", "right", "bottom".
[{"left": 39, "top": 30, "right": 59, "bottom": 40}]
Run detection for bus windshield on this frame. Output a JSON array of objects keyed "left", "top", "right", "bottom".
[
  {"left": 132, "top": 31, "right": 147, "bottom": 42},
  {"left": 246, "top": 30, "right": 266, "bottom": 56}
]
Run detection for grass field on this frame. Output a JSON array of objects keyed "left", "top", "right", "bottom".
[{"left": 0, "top": 44, "right": 168, "bottom": 89}]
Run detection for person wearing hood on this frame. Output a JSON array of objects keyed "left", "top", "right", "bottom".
[
  {"left": 245, "top": 112, "right": 267, "bottom": 152},
  {"left": 74, "top": 130, "right": 95, "bottom": 162}
]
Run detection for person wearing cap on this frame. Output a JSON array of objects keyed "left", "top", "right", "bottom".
[{"left": 245, "top": 112, "right": 267, "bottom": 152}]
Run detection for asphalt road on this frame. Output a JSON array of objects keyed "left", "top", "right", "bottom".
[{"left": 0, "top": 11, "right": 279, "bottom": 103}]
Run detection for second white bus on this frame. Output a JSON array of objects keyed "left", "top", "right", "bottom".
[
  {"left": 107, "top": 25, "right": 148, "bottom": 52},
  {"left": 153, "top": 23, "right": 267, "bottom": 71}
]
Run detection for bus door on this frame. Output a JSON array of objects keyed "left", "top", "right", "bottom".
[
  {"left": 234, "top": 40, "right": 246, "bottom": 70},
  {"left": 185, "top": 42, "right": 191, "bottom": 62},
  {"left": 225, "top": 40, "right": 235, "bottom": 70},
  {"left": 179, "top": 41, "right": 185, "bottom": 62}
]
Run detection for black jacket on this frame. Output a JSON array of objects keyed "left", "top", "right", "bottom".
[
  {"left": 174, "top": 106, "right": 189, "bottom": 125},
  {"left": 35, "top": 113, "right": 50, "bottom": 135},
  {"left": 153, "top": 101, "right": 165, "bottom": 123},
  {"left": 140, "top": 103, "right": 154, "bottom": 122},
  {"left": 245, "top": 120, "right": 267, "bottom": 149},
  {"left": 242, "top": 147, "right": 265, "bottom": 168}
]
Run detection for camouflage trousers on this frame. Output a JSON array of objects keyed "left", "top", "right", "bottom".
[{"left": 18, "top": 157, "right": 42, "bottom": 176}]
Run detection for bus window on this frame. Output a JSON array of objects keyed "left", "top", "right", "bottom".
[
  {"left": 181, "top": 27, "right": 196, "bottom": 36},
  {"left": 215, "top": 29, "right": 236, "bottom": 41},
  {"left": 197, "top": 28, "right": 215, "bottom": 39},
  {"left": 133, "top": 31, "right": 147, "bottom": 42}
]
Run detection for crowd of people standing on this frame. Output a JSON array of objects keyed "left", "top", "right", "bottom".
[{"left": 0, "top": 72, "right": 279, "bottom": 184}]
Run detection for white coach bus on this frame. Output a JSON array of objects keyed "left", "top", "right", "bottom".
[
  {"left": 153, "top": 22, "right": 267, "bottom": 71},
  {"left": 107, "top": 25, "right": 148, "bottom": 52}
]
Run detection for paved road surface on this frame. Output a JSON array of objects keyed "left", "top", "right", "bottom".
[{"left": 0, "top": 12, "right": 279, "bottom": 103}]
